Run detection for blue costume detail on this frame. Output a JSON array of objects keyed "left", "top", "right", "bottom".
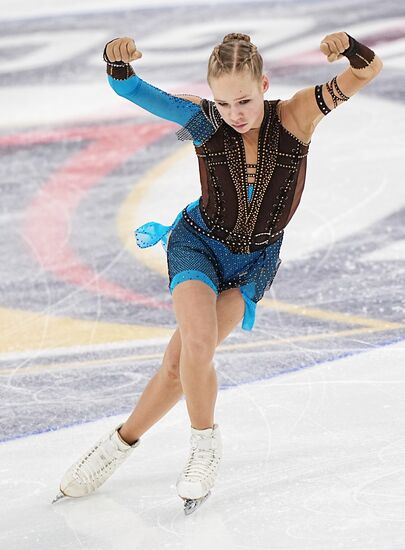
[
  {"left": 108, "top": 75, "right": 215, "bottom": 146},
  {"left": 165, "top": 202, "right": 282, "bottom": 330},
  {"left": 247, "top": 184, "right": 254, "bottom": 202},
  {"left": 109, "top": 74, "right": 282, "bottom": 330}
]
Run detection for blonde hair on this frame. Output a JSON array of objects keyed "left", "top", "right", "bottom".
[{"left": 207, "top": 33, "right": 263, "bottom": 84}]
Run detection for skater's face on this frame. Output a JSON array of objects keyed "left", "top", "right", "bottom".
[{"left": 209, "top": 69, "right": 269, "bottom": 133}]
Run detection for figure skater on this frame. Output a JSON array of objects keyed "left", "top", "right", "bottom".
[{"left": 54, "top": 31, "right": 382, "bottom": 514}]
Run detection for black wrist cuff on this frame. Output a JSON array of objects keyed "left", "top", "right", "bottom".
[
  {"left": 103, "top": 41, "right": 135, "bottom": 80},
  {"left": 106, "top": 62, "right": 135, "bottom": 80},
  {"left": 341, "top": 34, "right": 375, "bottom": 69}
]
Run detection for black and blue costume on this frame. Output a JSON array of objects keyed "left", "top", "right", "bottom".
[{"left": 108, "top": 74, "right": 310, "bottom": 330}]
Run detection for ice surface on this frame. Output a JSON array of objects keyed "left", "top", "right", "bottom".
[{"left": 1, "top": 341, "right": 405, "bottom": 549}]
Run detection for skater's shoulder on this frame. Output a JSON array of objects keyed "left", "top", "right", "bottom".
[
  {"left": 270, "top": 98, "right": 312, "bottom": 146},
  {"left": 173, "top": 94, "right": 204, "bottom": 106}
]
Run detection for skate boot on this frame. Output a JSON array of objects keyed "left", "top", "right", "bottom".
[
  {"left": 176, "top": 423, "right": 222, "bottom": 515},
  {"left": 52, "top": 424, "right": 140, "bottom": 503}
]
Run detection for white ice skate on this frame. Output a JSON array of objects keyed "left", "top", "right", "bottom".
[
  {"left": 52, "top": 424, "right": 140, "bottom": 503},
  {"left": 176, "top": 423, "right": 222, "bottom": 515}
]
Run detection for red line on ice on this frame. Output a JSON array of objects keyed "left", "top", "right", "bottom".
[{"left": 19, "top": 123, "right": 174, "bottom": 310}]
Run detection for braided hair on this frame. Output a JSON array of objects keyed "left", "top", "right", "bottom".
[{"left": 207, "top": 33, "right": 263, "bottom": 83}]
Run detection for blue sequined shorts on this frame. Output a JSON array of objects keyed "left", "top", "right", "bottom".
[{"left": 166, "top": 202, "right": 283, "bottom": 330}]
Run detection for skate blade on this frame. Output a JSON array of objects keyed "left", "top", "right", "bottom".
[
  {"left": 52, "top": 491, "right": 67, "bottom": 504},
  {"left": 183, "top": 491, "right": 211, "bottom": 516}
]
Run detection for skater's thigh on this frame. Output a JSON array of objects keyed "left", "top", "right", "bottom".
[
  {"left": 216, "top": 287, "right": 245, "bottom": 340},
  {"left": 172, "top": 280, "right": 218, "bottom": 354},
  {"left": 163, "top": 287, "right": 244, "bottom": 375}
]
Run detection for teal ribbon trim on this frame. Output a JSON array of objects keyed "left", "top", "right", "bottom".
[
  {"left": 240, "top": 282, "right": 257, "bottom": 331},
  {"left": 134, "top": 198, "right": 200, "bottom": 252}
]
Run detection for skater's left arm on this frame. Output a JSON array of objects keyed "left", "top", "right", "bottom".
[{"left": 283, "top": 32, "right": 383, "bottom": 139}]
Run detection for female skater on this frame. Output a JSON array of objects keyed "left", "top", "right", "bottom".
[{"left": 54, "top": 32, "right": 382, "bottom": 514}]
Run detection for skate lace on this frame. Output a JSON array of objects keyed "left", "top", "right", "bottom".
[
  {"left": 73, "top": 439, "right": 123, "bottom": 488},
  {"left": 183, "top": 435, "right": 221, "bottom": 482}
]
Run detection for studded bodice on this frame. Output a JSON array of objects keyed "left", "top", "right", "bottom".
[{"left": 188, "top": 99, "right": 310, "bottom": 254}]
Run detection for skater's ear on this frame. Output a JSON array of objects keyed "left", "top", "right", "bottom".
[{"left": 261, "top": 74, "right": 269, "bottom": 94}]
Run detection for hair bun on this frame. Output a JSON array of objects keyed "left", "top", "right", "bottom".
[{"left": 222, "top": 33, "right": 251, "bottom": 44}]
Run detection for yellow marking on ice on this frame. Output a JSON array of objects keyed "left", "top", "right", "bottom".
[
  {"left": 260, "top": 298, "right": 404, "bottom": 330},
  {"left": 0, "top": 307, "right": 173, "bottom": 354},
  {"left": 117, "top": 142, "right": 193, "bottom": 277},
  {"left": 0, "top": 325, "right": 396, "bottom": 377}
]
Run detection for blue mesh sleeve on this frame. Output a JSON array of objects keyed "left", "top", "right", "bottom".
[{"left": 108, "top": 74, "right": 216, "bottom": 145}]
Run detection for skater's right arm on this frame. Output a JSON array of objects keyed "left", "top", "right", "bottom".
[{"left": 104, "top": 37, "right": 215, "bottom": 144}]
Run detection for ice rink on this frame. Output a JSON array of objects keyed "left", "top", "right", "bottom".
[{"left": 1, "top": 0, "right": 405, "bottom": 548}]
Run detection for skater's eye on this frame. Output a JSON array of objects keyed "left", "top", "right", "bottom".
[{"left": 217, "top": 100, "right": 251, "bottom": 107}]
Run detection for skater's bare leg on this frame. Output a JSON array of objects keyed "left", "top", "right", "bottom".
[
  {"left": 118, "top": 330, "right": 184, "bottom": 445},
  {"left": 173, "top": 280, "right": 219, "bottom": 430},
  {"left": 119, "top": 286, "right": 244, "bottom": 443}
]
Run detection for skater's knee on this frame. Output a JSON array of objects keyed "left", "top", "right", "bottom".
[{"left": 181, "top": 335, "right": 216, "bottom": 366}]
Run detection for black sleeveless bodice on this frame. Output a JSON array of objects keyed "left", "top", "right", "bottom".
[{"left": 185, "top": 99, "right": 310, "bottom": 254}]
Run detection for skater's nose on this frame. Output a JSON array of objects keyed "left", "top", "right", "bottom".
[{"left": 229, "top": 105, "right": 243, "bottom": 121}]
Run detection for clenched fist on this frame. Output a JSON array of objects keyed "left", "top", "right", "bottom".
[
  {"left": 320, "top": 32, "right": 350, "bottom": 62},
  {"left": 104, "top": 37, "right": 143, "bottom": 63}
]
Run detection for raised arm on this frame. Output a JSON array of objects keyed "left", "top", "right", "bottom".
[
  {"left": 103, "top": 37, "right": 215, "bottom": 145},
  {"left": 283, "top": 32, "right": 383, "bottom": 139}
]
